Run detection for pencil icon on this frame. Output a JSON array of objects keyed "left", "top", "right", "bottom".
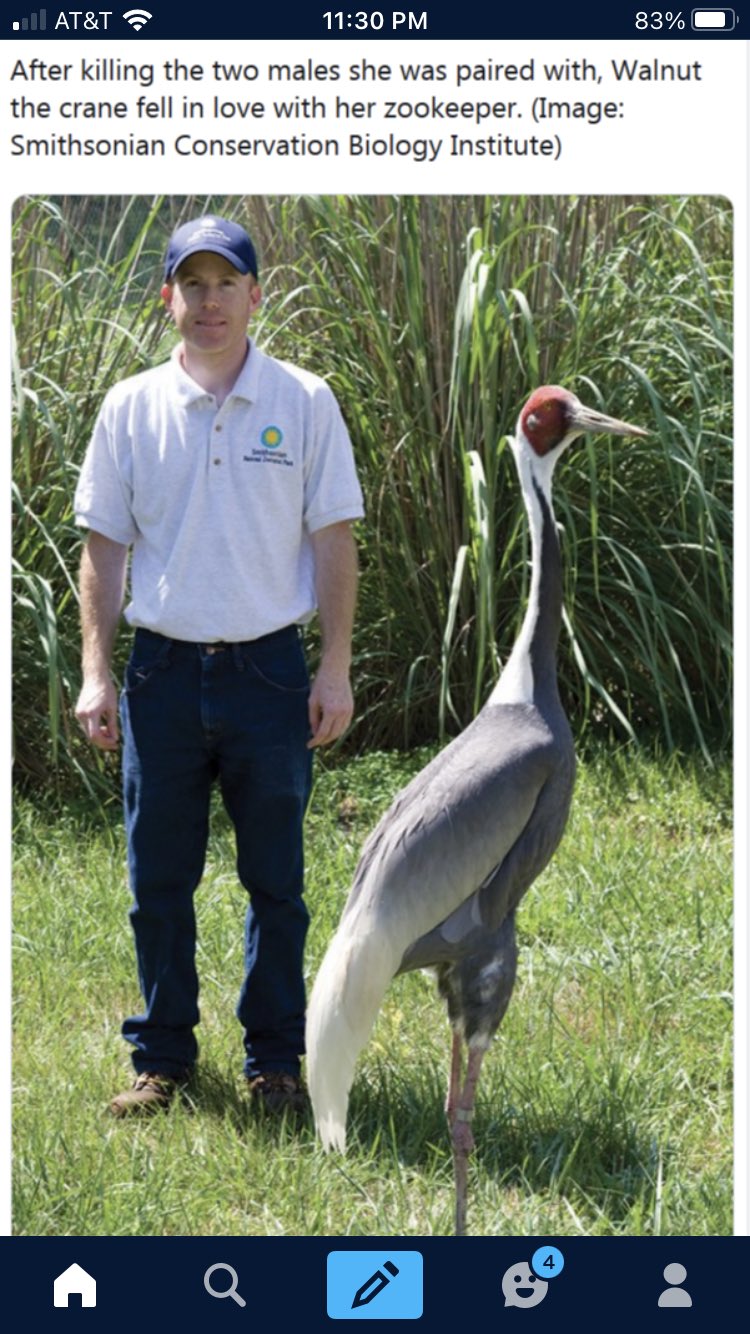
[{"left": 351, "top": 1259, "right": 400, "bottom": 1308}]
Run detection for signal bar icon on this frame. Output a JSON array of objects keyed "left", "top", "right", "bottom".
[
  {"left": 12, "top": 8, "right": 47, "bottom": 29},
  {"left": 122, "top": 8, "right": 152, "bottom": 28}
]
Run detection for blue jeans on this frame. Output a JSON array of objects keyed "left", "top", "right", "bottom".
[{"left": 120, "top": 626, "right": 313, "bottom": 1078}]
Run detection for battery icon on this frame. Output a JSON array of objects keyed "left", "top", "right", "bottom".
[{"left": 691, "top": 8, "right": 736, "bottom": 27}]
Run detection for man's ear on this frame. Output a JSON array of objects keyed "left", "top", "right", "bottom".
[
  {"left": 249, "top": 283, "right": 262, "bottom": 314},
  {"left": 161, "top": 282, "right": 173, "bottom": 310}
]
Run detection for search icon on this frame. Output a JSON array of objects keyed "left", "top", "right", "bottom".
[{"left": 204, "top": 1263, "right": 247, "bottom": 1308}]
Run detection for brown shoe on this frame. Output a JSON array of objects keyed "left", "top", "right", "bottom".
[
  {"left": 245, "top": 1072, "right": 309, "bottom": 1114},
  {"left": 109, "top": 1071, "right": 187, "bottom": 1118}
]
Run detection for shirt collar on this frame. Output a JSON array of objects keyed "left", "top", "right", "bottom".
[
  {"left": 169, "top": 337, "right": 264, "bottom": 407},
  {"left": 229, "top": 337, "right": 263, "bottom": 403}
]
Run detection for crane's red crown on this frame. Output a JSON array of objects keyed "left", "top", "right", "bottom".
[
  {"left": 520, "top": 386, "right": 575, "bottom": 457},
  {"left": 520, "top": 386, "right": 646, "bottom": 456}
]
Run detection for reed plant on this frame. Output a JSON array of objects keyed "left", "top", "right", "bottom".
[{"left": 12, "top": 194, "right": 732, "bottom": 793}]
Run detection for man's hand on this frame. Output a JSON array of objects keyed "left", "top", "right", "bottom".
[
  {"left": 76, "top": 530, "right": 128, "bottom": 750},
  {"left": 75, "top": 675, "right": 120, "bottom": 750},
  {"left": 307, "top": 661, "right": 354, "bottom": 749}
]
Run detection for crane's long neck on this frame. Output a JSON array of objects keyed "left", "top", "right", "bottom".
[{"left": 490, "top": 454, "right": 562, "bottom": 708}]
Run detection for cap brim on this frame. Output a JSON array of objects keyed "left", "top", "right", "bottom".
[{"left": 166, "top": 243, "right": 252, "bottom": 279}]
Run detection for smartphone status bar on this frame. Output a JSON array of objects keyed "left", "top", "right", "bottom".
[{"left": 5, "top": 8, "right": 746, "bottom": 41}]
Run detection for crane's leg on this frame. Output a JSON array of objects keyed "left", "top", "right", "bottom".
[
  {"left": 446, "top": 1029, "right": 463, "bottom": 1123},
  {"left": 449, "top": 1043, "right": 487, "bottom": 1237},
  {"left": 445, "top": 917, "right": 518, "bottom": 1235}
]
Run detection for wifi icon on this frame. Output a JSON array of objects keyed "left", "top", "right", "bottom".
[{"left": 122, "top": 8, "right": 152, "bottom": 29}]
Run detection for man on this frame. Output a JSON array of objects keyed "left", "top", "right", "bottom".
[{"left": 74, "top": 215, "right": 363, "bottom": 1116}]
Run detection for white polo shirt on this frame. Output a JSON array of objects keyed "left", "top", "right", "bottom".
[{"left": 74, "top": 339, "right": 364, "bottom": 642}]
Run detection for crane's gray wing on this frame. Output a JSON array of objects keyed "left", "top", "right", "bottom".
[
  {"left": 397, "top": 758, "right": 574, "bottom": 973},
  {"left": 341, "top": 702, "right": 572, "bottom": 962}
]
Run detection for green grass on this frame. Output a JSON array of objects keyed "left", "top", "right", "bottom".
[
  {"left": 13, "top": 748, "right": 732, "bottom": 1236},
  {"left": 13, "top": 195, "right": 732, "bottom": 793}
]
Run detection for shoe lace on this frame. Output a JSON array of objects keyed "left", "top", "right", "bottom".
[
  {"left": 248, "top": 1072, "right": 304, "bottom": 1095},
  {"left": 134, "top": 1072, "right": 173, "bottom": 1092}
]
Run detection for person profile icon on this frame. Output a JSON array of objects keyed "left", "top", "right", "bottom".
[{"left": 658, "top": 1262, "right": 692, "bottom": 1307}]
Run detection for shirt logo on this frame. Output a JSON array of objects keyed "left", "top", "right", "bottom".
[{"left": 260, "top": 425, "right": 284, "bottom": 449}]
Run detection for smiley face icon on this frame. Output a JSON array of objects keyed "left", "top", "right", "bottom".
[{"left": 502, "top": 1261, "right": 549, "bottom": 1308}]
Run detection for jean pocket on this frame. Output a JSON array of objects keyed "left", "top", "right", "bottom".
[
  {"left": 244, "top": 634, "right": 310, "bottom": 694},
  {"left": 123, "top": 641, "right": 173, "bottom": 695}
]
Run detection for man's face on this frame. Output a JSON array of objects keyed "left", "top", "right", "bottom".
[{"left": 162, "top": 252, "right": 261, "bottom": 359}]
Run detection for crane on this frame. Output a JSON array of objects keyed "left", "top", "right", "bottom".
[{"left": 306, "top": 385, "right": 646, "bottom": 1235}]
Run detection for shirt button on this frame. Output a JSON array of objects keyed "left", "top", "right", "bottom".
[
  {"left": 213, "top": 458, "right": 221, "bottom": 465},
  {"left": 214, "top": 424, "right": 223, "bottom": 432}
]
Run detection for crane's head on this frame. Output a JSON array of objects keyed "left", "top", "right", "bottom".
[{"left": 515, "top": 386, "right": 647, "bottom": 476}]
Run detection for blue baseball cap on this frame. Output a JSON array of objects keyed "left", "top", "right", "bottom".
[{"left": 164, "top": 216, "right": 258, "bottom": 280}]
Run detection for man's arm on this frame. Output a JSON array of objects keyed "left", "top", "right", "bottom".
[
  {"left": 307, "top": 521, "right": 358, "bottom": 749},
  {"left": 74, "top": 530, "right": 129, "bottom": 751}
]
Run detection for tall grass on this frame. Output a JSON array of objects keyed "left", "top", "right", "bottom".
[
  {"left": 258, "top": 196, "right": 731, "bottom": 755},
  {"left": 12, "top": 195, "right": 732, "bottom": 792},
  {"left": 12, "top": 196, "right": 251, "bottom": 794}
]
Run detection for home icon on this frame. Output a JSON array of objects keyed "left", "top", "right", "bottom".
[{"left": 53, "top": 1262, "right": 96, "bottom": 1307}]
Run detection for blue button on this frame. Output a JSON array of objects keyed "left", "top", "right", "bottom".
[
  {"left": 532, "top": 1245, "right": 565, "bottom": 1279},
  {"left": 327, "top": 1251, "right": 423, "bottom": 1320}
]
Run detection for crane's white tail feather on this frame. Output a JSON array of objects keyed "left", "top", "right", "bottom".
[{"left": 306, "top": 916, "right": 397, "bottom": 1153}]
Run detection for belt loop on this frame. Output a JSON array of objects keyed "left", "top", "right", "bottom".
[{"left": 232, "top": 642, "right": 245, "bottom": 671}]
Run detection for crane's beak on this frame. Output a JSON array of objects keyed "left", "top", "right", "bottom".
[{"left": 570, "top": 403, "right": 648, "bottom": 438}]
